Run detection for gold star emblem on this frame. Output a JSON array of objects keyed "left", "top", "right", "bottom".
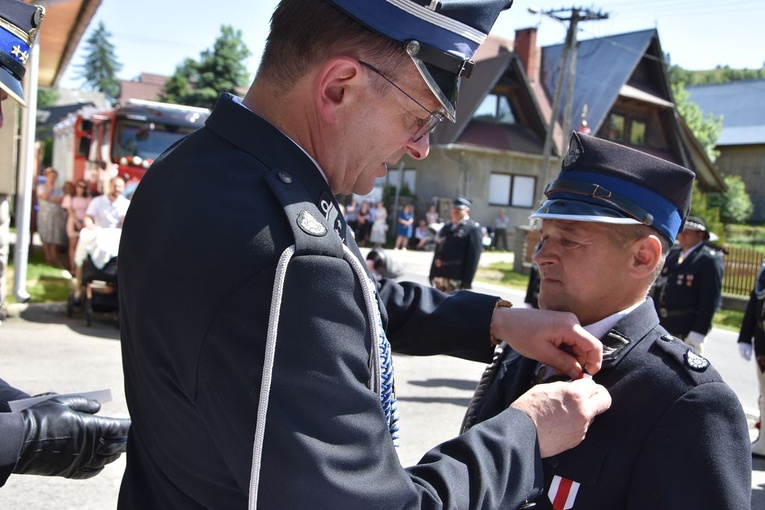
[{"left": 11, "top": 45, "right": 29, "bottom": 64}]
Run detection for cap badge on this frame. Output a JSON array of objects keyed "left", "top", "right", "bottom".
[
  {"left": 11, "top": 45, "right": 29, "bottom": 64},
  {"left": 297, "top": 210, "right": 328, "bottom": 237},
  {"left": 685, "top": 349, "right": 709, "bottom": 371},
  {"left": 562, "top": 144, "right": 581, "bottom": 168}
]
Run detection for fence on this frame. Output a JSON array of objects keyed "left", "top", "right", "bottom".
[{"left": 722, "top": 245, "right": 763, "bottom": 297}]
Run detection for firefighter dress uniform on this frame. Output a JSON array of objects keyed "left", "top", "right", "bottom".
[
  {"left": 462, "top": 133, "right": 752, "bottom": 510},
  {"left": 739, "top": 260, "right": 765, "bottom": 456},
  {"left": 652, "top": 219, "right": 724, "bottom": 348},
  {"left": 429, "top": 198, "right": 484, "bottom": 291}
]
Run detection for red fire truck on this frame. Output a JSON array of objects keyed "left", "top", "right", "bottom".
[{"left": 52, "top": 98, "right": 210, "bottom": 192}]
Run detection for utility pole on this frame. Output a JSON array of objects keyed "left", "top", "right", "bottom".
[{"left": 533, "top": 6, "right": 608, "bottom": 207}]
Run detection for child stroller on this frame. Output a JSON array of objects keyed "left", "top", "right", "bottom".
[{"left": 66, "top": 228, "right": 121, "bottom": 327}]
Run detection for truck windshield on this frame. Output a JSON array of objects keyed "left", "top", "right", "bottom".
[{"left": 113, "top": 120, "right": 197, "bottom": 161}]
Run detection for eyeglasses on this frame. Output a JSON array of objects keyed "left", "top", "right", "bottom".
[{"left": 358, "top": 60, "right": 444, "bottom": 142}]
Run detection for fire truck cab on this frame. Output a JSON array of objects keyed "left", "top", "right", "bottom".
[{"left": 53, "top": 99, "right": 210, "bottom": 193}]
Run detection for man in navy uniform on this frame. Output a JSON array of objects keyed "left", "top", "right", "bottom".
[
  {"left": 429, "top": 196, "right": 484, "bottom": 291},
  {"left": 652, "top": 216, "right": 724, "bottom": 353},
  {"left": 118, "top": 1, "right": 613, "bottom": 508},
  {"left": 738, "top": 259, "right": 765, "bottom": 457},
  {"left": 462, "top": 132, "right": 751, "bottom": 509},
  {"left": 0, "top": 0, "right": 130, "bottom": 487}
]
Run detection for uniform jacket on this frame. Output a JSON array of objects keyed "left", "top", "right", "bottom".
[
  {"left": 738, "top": 261, "right": 765, "bottom": 359},
  {"left": 652, "top": 243, "right": 724, "bottom": 337},
  {"left": 118, "top": 93, "right": 544, "bottom": 509},
  {"left": 466, "top": 299, "right": 751, "bottom": 509},
  {"left": 429, "top": 218, "right": 483, "bottom": 288},
  {"left": 0, "top": 379, "right": 29, "bottom": 486}
]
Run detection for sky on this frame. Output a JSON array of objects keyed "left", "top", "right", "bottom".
[{"left": 60, "top": 0, "right": 765, "bottom": 90}]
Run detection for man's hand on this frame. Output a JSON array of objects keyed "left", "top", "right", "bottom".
[
  {"left": 511, "top": 378, "right": 611, "bottom": 458},
  {"left": 492, "top": 307, "right": 602, "bottom": 377},
  {"left": 14, "top": 395, "right": 130, "bottom": 479}
]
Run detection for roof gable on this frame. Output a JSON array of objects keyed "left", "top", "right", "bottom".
[
  {"left": 541, "top": 29, "right": 665, "bottom": 133},
  {"left": 687, "top": 79, "right": 765, "bottom": 145}
]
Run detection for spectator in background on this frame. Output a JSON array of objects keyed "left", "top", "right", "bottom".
[
  {"left": 356, "top": 200, "right": 372, "bottom": 246},
  {"left": 84, "top": 177, "right": 130, "bottom": 230},
  {"left": 738, "top": 258, "right": 765, "bottom": 457},
  {"left": 345, "top": 199, "right": 358, "bottom": 237},
  {"left": 62, "top": 179, "right": 91, "bottom": 274},
  {"left": 36, "top": 167, "right": 68, "bottom": 267},
  {"left": 414, "top": 219, "right": 430, "bottom": 250},
  {"left": 394, "top": 203, "right": 414, "bottom": 250},
  {"left": 429, "top": 197, "right": 483, "bottom": 291},
  {"left": 425, "top": 203, "right": 439, "bottom": 225},
  {"left": 369, "top": 201, "right": 388, "bottom": 247},
  {"left": 651, "top": 216, "right": 724, "bottom": 354},
  {"left": 492, "top": 208, "right": 509, "bottom": 251}
]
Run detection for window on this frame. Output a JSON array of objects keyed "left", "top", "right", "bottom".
[
  {"left": 473, "top": 94, "right": 517, "bottom": 124},
  {"left": 489, "top": 173, "right": 536, "bottom": 208},
  {"left": 608, "top": 114, "right": 625, "bottom": 141},
  {"left": 630, "top": 120, "right": 646, "bottom": 145}
]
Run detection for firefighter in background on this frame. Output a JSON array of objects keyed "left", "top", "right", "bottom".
[
  {"left": 429, "top": 196, "right": 484, "bottom": 292},
  {"left": 738, "top": 259, "right": 765, "bottom": 457},
  {"left": 652, "top": 216, "right": 724, "bottom": 353}
]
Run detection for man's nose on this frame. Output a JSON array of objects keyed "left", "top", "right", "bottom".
[{"left": 406, "top": 132, "right": 430, "bottom": 160}]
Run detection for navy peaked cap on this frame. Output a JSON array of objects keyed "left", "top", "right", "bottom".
[
  {"left": 531, "top": 132, "right": 696, "bottom": 244},
  {"left": 453, "top": 196, "right": 471, "bottom": 209},
  {"left": 0, "top": 0, "right": 45, "bottom": 107},
  {"left": 326, "top": 0, "right": 513, "bottom": 122}
]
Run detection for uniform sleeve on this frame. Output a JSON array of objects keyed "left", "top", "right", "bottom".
[
  {"left": 0, "top": 412, "right": 25, "bottom": 487},
  {"left": 462, "top": 225, "right": 485, "bottom": 289},
  {"left": 214, "top": 254, "right": 543, "bottom": 509},
  {"left": 0, "top": 378, "right": 30, "bottom": 410},
  {"left": 626, "top": 383, "right": 752, "bottom": 509},
  {"left": 690, "top": 253, "right": 724, "bottom": 336},
  {"left": 378, "top": 278, "right": 497, "bottom": 363},
  {"left": 738, "top": 290, "right": 758, "bottom": 345}
]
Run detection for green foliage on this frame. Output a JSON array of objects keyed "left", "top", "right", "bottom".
[
  {"left": 160, "top": 26, "right": 251, "bottom": 109},
  {"left": 669, "top": 63, "right": 765, "bottom": 87},
  {"left": 689, "top": 183, "right": 724, "bottom": 242},
  {"left": 671, "top": 83, "right": 722, "bottom": 162},
  {"left": 37, "top": 88, "right": 59, "bottom": 107},
  {"left": 72, "top": 22, "right": 122, "bottom": 103},
  {"left": 707, "top": 175, "right": 753, "bottom": 224}
]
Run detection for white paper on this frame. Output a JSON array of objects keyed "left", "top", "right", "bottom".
[{"left": 8, "top": 389, "right": 113, "bottom": 413}]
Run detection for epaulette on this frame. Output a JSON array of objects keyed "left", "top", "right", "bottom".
[{"left": 653, "top": 333, "right": 721, "bottom": 386}]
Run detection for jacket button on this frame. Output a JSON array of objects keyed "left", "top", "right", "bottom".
[
  {"left": 547, "top": 457, "right": 559, "bottom": 468},
  {"left": 278, "top": 171, "right": 292, "bottom": 184}
]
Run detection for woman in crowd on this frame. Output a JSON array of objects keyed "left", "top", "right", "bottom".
[
  {"left": 395, "top": 203, "right": 414, "bottom": 250},
  {"left": 36, "top": 167, "right": 67, "bottom": 267},
  {"left": 62, "top": 179, "right": 92, "bottom": 274}
]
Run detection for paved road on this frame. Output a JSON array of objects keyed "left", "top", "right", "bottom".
[{"left": 0, "top": 248, "right": 762, "bottom": 508}]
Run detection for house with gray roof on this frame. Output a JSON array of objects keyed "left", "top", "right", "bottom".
[
  {"left": 365, "top": 28, "right": 725, "bottom": 249},
  {"left": 688, "top": 79, "right": 765, "bottom": 221}
]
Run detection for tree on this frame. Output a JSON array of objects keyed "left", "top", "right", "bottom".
[
  {"left": 72, "top": 22, "right": 122, "bottom": 103},
  {"left": 672, "top": 82, "right": 722, "bottom": 162},
  {"left": 161, "top": 26, "right": 251, "bottom": 110},
  {"left": 37, "top": 88, "right": 59, "bottom": 108},
  {"left": 689, "top": 183, "right": 723, "bottom": 242},
  {"left": 708, "top": 175, "right": 753, "bottom": 224}
]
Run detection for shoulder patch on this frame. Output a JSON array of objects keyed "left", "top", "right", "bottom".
[
  {"left": 684, "top": 349, "right": 709, "bottom": 371},
  {"left": 296, "top": 209, "right": 328, "bottom": 237}
]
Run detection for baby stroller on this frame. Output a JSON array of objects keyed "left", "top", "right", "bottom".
[{"left": 66, "top": 228, "right": 121, "bottom": 327}]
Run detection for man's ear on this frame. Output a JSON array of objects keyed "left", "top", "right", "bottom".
[
  {"left": 314, "top": 57, "right": 362, "bottom": 125},
  {"left": 630, "top": 234, "right": 662, "bottom": 279}
]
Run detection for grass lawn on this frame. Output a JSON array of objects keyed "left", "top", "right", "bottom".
[{"left": 6, "top": 247, "right": 72, "bottom": 304}]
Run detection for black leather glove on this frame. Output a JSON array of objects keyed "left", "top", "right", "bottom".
[{"left": 13, "top": 394, "right": 130, "bottom": 479}]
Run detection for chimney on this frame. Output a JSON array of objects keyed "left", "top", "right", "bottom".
[{"left": 515, "top": 28, "right": 540, "bottom": 82}]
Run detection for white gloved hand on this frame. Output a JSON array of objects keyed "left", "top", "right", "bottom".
[
  {"left": 739, "top": 343, "right": 753, "bottom": 361},
  {"left": 685, "top": 331, "right": 706, "bottom": 353}
]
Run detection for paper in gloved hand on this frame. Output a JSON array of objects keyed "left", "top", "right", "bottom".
[{"left": 7, "top": 388, "right": 112, "bottom": 412}]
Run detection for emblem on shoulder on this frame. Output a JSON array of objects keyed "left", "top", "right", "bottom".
[
  {"left": 684, "top": 349, "right": 709, "bottom": 371},
  {"left": 297, "top": 209, "right": 328, "bottom": 237}
]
